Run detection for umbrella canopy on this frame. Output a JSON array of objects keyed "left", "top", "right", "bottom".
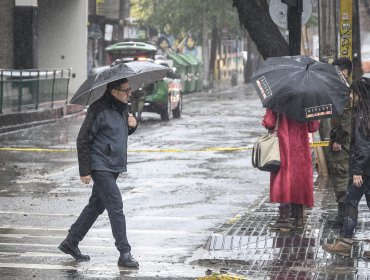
[
  {"left": 70, "top": 61, "right": 170, "bottom": 106},
  {"left": 250, "top": 55, "right": 350, "bottom": 122}
]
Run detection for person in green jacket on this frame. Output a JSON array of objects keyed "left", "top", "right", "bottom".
[{"left": 327, "top": 57, "right": 352, "bottom": 226}]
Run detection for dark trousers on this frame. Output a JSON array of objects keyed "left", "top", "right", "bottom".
[
  {"left": 67, "top": 170, "right": 131, "bottom": 254},
  {"left": 341, "top": 175, "right": 370, "bottom": 238}
]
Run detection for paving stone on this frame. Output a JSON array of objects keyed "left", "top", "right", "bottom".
[{"left": 194, "top": 183, "right": 370, "bottom": 279}]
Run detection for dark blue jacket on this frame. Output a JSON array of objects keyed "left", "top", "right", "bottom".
[{"left": 77, "top": 91, "right": 137, "bottom": 176}]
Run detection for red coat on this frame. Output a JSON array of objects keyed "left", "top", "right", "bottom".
[{"left": 262, "top": 109, "right": 320, "bottom": 207}]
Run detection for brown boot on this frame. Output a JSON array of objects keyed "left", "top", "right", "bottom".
[
  {"left": 270, "top": 205, "right": 291, "bottom": 229},
  {"left": 322, "top": 239, "right": 352, "bottom": 257}
]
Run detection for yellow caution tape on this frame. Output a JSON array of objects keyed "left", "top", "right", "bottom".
[
  {"left": 310, "top": 140, "right": 330, "bottom": 147},
  {"left": 0, "top": 147, "right": 76, "bottom": 152},
  {"left": 0, "top": 141, "right": 329, "bottom": 153}
]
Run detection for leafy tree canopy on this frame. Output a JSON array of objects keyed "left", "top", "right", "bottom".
[{"left": 132, "top": 0, "right": 240, "bottom": 39}]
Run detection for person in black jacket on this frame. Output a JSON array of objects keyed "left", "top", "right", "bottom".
[
  {"left": 58, "top": 77, "right": 139, "bottom": 268},
  {"left": 327, "top": 58, "right": 352, "bottom": 226},
  {"left": 323, "top": 77, "right": 370, "bottom": 258}
]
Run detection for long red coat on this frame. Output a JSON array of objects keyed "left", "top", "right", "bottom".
[{"left": 262, "top": 109, "right": 320, "bottom": 207}]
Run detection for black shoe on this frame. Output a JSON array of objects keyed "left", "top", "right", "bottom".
[
  {"left": 58, "top": 239, "right": 90, "bottom": 261},
  {"left": 327, "top": 216, "right": 344, "bottom": 227},
  {"left": 118, "top": 252, "right": 139, "bottom": 268}
]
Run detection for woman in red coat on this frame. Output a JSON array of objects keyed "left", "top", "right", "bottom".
[{"left": 262, "top": 109, "right": 320, "bottom": 228}]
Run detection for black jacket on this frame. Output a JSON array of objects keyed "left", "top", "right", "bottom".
[
  {"left": 77, "top": 91, "right": 137, "bottom": 176},
  {"left": 350, "top": 109, "right": 370, "bottom": 176}
]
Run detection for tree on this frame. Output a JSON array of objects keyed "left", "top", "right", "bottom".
[
  {"left": 232, "top": 0, "right": 289, "bottom": 59},
  {"left": 133, "top": 0, "right": 241, "bottom": 88}
]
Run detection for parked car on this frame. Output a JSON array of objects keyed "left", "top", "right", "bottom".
[{"left": 95, "top": 41, "right": 182, "bottom": 121}]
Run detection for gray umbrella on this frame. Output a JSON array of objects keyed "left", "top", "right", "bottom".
[
  {"left": 250, "top": 55, "right": 350, "bottom": 122},
  {"left": 69, "top": 61, "right": 170, "bottom": 105}
]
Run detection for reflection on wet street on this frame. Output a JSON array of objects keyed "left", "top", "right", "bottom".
[{"left": 1, "top": 84, "right": 370, "bottom": 279}]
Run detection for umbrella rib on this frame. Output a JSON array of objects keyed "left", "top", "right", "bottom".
[{"left": 86, "top": 88, "right": 93, "bottom": 106}]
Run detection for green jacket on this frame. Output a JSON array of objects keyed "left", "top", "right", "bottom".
[{"left": 329, "top": 99, "right": 352, "bottom": 161}]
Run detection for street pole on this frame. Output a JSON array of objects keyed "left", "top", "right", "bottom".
[
  {"left": 316, "top": 0, "right": 337, "bottom": 188},
  {"left": 339, "top": 0, "right": 352, "bottom": 61},
  {"left": 318, "top": 0, "right": 337, "bottom": 63},
  {"left": 352, "top": 0, "right": 362, "bottom": 80},
  {"left": 282, "top": 0, "right": 302, "bottom": 55}
]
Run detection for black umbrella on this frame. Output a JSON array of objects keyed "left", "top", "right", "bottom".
[
  {"left": 250, "top": 55, "right": 350, "bottom": 122},
  {"left": 70, "top": 61, "right": 170, "bottom": 106}
]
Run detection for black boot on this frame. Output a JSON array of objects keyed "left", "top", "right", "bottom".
[
  {"left": 294, "top": 204, "right": 304, "bottom": 228},
  {"left": 328, "top": 202, "right": 346, "bottom": 227},
  {"left": 290, "top": 204, "right": 297, "bottom": 221},
  {"left": 270, "top": 205, "right": 291, "bottom": 230},
  {"left": 118, "top": 252, "right": 139, "bottom": 268},
  {"left": 58, "top": 239, "right": 90, "bottom": 261}
]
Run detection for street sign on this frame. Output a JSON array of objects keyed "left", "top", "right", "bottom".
[{"left": 269, "top": 0, "right": 313, "bottom": 29}]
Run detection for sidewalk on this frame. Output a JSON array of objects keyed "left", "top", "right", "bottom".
[{"left": 192, "top": 182, "right": 370, "bottom": 279}]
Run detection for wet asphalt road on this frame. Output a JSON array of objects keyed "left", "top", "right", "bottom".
[{"left": 0, "top": 83, "right": 268, "bottom": 279}]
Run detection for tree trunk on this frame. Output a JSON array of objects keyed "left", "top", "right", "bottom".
[
  {"left": 232, "top": 0, "right": 289, "bottom": 59},
  {"left": 209, "top": 20, "right": 218, "bottom": 89},
  {"left": 202, "top": 4, "right": 210, "bottom": 89}
]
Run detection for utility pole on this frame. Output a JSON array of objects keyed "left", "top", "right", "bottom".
[
  {"left": 282, "top": 0, "right": 302, "bottom": 55},
  {"left": 339, "top": 0, "right": 362, "bottom": 80},
  {"left": 318, "top": 0, "right": 337, "bottom": 63},
  {"left": 352, "top": 0, "right": 362, "bottom": 79},
  {"left": 339, "top": 0, "right": 352, "bottom": 61},
  {"left": 316, "top": 1, "right": 338, "bottom": 188},
  {"left": 118, "top": 0, "right": 126, "bottom": 41}
]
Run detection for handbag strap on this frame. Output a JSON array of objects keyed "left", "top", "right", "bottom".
[{"left": 273, "top": 113, "right": 280, "bottom": 135}]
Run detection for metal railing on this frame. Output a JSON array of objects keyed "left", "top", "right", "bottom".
[{"left": 0, "top": 68, "right": 71, "bottom": 114}]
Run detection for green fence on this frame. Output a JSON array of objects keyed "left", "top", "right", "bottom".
[{"left": 0, "top": 69, "right": 71, "bottom": 114}]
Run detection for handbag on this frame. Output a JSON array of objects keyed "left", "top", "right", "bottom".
[{"left": 251, "top": 113, "right": 281, "bottom": 172}]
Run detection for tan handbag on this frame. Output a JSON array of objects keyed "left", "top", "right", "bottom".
[{"left": 252, "top": 114, "right": 281, "bottom": 172}]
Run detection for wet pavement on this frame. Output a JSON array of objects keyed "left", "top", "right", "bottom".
[
  {"left": 191, "top": 185, "right": 370, "bottom": 279},
  {"left": 0, "top": 83, "right": 370, "bottom": 279}
]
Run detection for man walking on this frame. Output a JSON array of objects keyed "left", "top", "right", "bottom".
[{"left": 58, "top": 77, "right": 139, "bottom": 268}]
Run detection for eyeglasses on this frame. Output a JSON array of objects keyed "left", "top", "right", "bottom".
[{"left": 115, "top": 87, "right": 132, "bottom": 94}]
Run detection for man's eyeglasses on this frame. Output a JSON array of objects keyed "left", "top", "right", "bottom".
[{"left": 115, "top": 87, "right": 132, "bottom": 94}]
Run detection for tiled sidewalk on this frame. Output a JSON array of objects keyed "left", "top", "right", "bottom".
[{"left": 193, "top": 184, "right": 370, "bottom": 279}]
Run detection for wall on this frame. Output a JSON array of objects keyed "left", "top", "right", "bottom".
[{"left": 37, "top": 0, "right": 87, "bottom": 98}]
